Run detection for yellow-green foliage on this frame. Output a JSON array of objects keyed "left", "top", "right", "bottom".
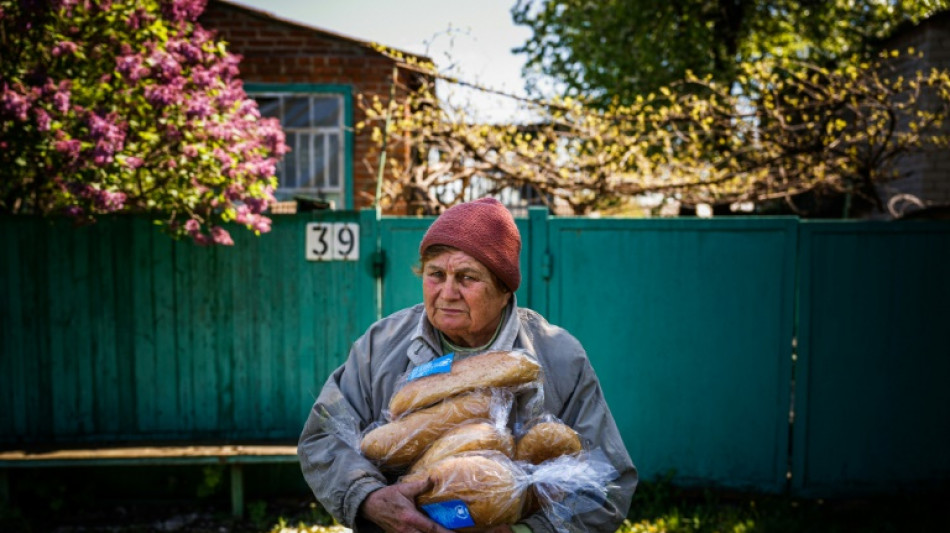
[{"left": 361, "top": 50, "right": 950, "bottom": 216}]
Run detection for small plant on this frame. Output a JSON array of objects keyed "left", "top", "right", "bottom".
[
  {"left": 196, "top": 465, "right": 224, "bottom": 498},
  {"left": 248, "top": 500, "right": 268, "bottom": 527}
]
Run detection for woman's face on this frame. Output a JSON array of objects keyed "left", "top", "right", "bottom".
[{"left": 422, "top": 249, "right": 512, "bottom": 348}]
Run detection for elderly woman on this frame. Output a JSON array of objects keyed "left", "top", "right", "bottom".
[{"left": 298, "top": 198, "right": 637, "bottom": 533}]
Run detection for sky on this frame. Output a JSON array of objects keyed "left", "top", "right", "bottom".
[{"left": 226, "top": 0, "right": 535, "bottom": 122}]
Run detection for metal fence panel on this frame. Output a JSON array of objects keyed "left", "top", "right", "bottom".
[
  {"left": 4, "top": 212, "right": 950, "bottom": 496},
  {"left": 793, "top": 221, "right": 950, "bottom": 496},
  {"left": 0, "top": 213, "right": 369, "bottom": 444},
  {"left": 544, "top": 217, "right": 798, "bottom": 492}
]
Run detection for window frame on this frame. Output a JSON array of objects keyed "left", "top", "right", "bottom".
[{"left": 245, "top": 83, "right": 354, "bottom": 210}]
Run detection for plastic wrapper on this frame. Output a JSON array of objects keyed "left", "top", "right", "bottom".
[
  {"left": 360, "top": 388, "right": 512, "bottom": 470},
  {"left": 529, "top": 448, "right": 620, "bottom": 533},
  {"left": 407, "top": 400, "right": 516, "bottom": 474},
  {"left": 402, "top": 451, "right": 528, "bottom": 532},
  {"left": 387, "top": 350, "right": 542, "bottom": 419},
  {"left": 515, "top": 414, "right": 585, "bottom": 465},
  {"left": 403, "top": 449, "right": 619, "bottom": 533}
]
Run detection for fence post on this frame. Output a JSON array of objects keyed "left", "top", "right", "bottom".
[
  {"left": 527, "top": 207, "right": 549, "bottom": 316},
  {"left": 358, "top": 208, "right": 382, "bottom": 330}
]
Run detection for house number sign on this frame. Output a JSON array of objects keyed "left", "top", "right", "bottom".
[{"left": 306, "top": 222, "right": 359, "bottom": 261}]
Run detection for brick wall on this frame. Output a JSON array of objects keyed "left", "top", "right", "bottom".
[
  {"left": 877, "top": 11, "right": 950, "bottom": 217},
  {"left": 199, "top": 1, "right": 427, "bottom": 210}
]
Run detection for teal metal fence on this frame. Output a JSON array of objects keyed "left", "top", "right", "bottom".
[
  {"left": 0, "top": 212, "right": 368, "bottom": 443},
  {"left": 1, "top": 211, "right": 948, "bottom": 496},
  {"left": 792, "top": 221, "right": 950, "bottom": 495},
  {"left": 544, "top": 218, "right": 797, "bottom": 493}
]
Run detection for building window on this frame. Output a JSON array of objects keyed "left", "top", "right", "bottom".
[{"left": 247, "top": 85, "right": 352, "bottom": 209}]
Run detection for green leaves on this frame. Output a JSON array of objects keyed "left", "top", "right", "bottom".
[
  {"left": 362, "top": 50, "right": 950, "bottom": 216},
  {"left": 512, "top": 0, "right": 949, "bottom": 108}
]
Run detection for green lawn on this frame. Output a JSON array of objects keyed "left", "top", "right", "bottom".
[{"left": 3, "top": 478, "right": 946, "bottom": 532}]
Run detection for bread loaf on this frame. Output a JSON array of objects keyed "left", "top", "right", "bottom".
[
  {"left": 403, "top": 453, "right": 526, "bottom": 531},
  {"left": 408, "top": 421, "right": 515, "bottom": 475},
  {"left": 361, "top": 391, "right": 493, "bottom": 469},
  {"left": 514, "top": 421, "right": 583, "bottom": 464},
  {"left": 389, "top": 351, "right": 540, "bottom": 419}
]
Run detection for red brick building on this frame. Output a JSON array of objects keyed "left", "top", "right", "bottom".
[
  {"left": 199, "top": 0, "right": 431, "bottom": 211},
  {"left": 878, "top": 10, "right": 950, "bottom": 217}
]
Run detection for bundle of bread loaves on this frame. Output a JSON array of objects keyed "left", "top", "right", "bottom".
[{"left": 358, "top": 350, "right": 617, "bottom": 532}]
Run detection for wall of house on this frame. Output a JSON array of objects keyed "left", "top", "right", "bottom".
[
  {"left": 879, "top": 11, "right": 950, "bottom": 217},
  {"left": 199, "top": 2, "right": 419, "bottom": 210}
]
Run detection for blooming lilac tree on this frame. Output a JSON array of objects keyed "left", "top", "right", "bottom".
[{"left": 0, "top": 0, "right": 287, "bottom": 245}]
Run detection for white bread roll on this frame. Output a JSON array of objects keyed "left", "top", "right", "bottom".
[
  {"left": 403, "top": 453, "right": 526, "bottom": 531},
  {"left": 389, "top": 350, "right": 540, "bottom": 419},
  {"left": 361, "top": 391, "right": 493, "bottom": 469},
  {"left": 514, "top": 421, "right": 583, "bottom": 465},
  {"left": 408, "top": 421, "right": 515, "bottom": 475}
]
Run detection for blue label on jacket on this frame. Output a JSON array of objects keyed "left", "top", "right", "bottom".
[
  {"left": 407, "top": 353, "right": 454, "bottom": 382},
  {"left": 421, "top": 499, "right": 476, "bottom": 529}
]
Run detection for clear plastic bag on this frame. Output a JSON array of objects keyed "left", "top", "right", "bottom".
[
  {"left": 360, "top": 388, "right": 513, "bottom": 470},
  {"left": 515, "top": 413, "right": 586, "bottom": 465},
  {"left": 529, "top": 448, "right": 620, "bottom": 533},
  {"left": 408, "top": 393, "right": 516, "bottom": 475},
  {"left": 387, "top": 350, "right": 542, "bottom": 419},
  {"left": 402, "top": 450, "right": 529, "bottom": 532},
  {"left": 402, "top": 448, "right": 619, "bottom": 533}
]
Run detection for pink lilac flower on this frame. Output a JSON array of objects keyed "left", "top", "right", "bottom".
[
  {"left": 88, "top": 112, "right": 125, "bottom": 145},
  {"left": 252, "top": 216, "right": 272, "bottom": 233},
  {"left": 52, "top": 81, "right": 71, "bottom": 114},
  {"left": 212, "top": 147, "right": 233, "bottom": 167},
  {"left": 92, "top": 140, "right": 116, "bottom": 165},
  {"left": 168, "top": 39, "right": 203, "bottom": 64},
  {"left": 144, "top": 84, "right": 175, "bottom": 107},
  {"left": 35, "top": 108, "right": 51, "bottom": 131},
  {"left": 184, "top": 219, "right": 200, "bottom": 233},
  {"left": 235, "top": 99, "right": 260, "bottom": 119},
  {"left": 51, "top": 41, "right": 78, "bottom": 57},
  {"left": 53, "top": 138, "right": 82, "bottom": 160},
  {"left": 226, "top": 184, "right": 245, "bottom": 201},
  {"left": 185, "top": 94, "right": 213, "bottom": 119},
  {"left": 191, "top": 66, "right": 217, "bottom": 89},
  {"left": 162, "top": 0, "right": 208, "bottom": 24},
  {"left": 149, "top": 49, "right": 181, "bottom": 82},
  {"left": 260, "top": 120, "right": 288, "bottom": 155},
  {"left": 210, "top": 226, "right": 233, "bottom": 245},
  {"left": 1, "top": 85, "right": 30, "bottom": 121},
  {"left": 125, "top": 156, "right": 144, "bottom": 169},
  {"left": 116, "top": 54, "right": 150, "bottom": 81},
  {"left": 94, "top": 189, "right": 126, "bottom": 211},
  {"left": 126, "top": 7, "right": 152, "bottom": 29}
]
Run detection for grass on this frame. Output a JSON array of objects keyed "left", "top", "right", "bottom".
[
  {"left": 3, "top": 476, "right": 946, "bottom": 532},
  {"left": 619, "top": 476, "right": 946, "bottom": 533}
]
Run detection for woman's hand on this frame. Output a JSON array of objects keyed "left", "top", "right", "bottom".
[{"left": 360, "top": 478, "right": 455, "bottom": 533}]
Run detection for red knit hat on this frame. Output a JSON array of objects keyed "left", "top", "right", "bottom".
[{"left": 419, "top": 198, "right": 522, "bottom": 292}]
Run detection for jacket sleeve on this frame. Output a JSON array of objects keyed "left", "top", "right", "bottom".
[
  {"left": 522, "top": 339, "right": 638, "bottom": 533},
  {"left": 298, "top": 335, "right": 388, "bottom": 532}
]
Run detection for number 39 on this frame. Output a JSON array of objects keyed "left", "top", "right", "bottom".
[{"left": 306, "top": 222, "right": 359, "bottom": 261}]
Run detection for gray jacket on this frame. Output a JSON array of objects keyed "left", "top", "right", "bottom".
[{"left": 298, "top": 299, "right": 637, "bottom": 533}]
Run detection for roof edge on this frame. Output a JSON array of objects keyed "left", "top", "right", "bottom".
[{"left": 207, "top": 0, "right": 433, "bottom": 64}]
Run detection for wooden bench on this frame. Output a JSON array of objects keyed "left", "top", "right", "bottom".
[{"left": 0, "top": 443, "right": 299, "bottom": 518}]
